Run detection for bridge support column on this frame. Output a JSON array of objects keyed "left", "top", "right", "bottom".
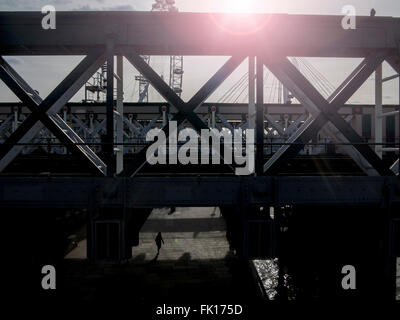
[
  {"left": 386, "top": 215, "right": 400, "bottom": 300},
  {"left": 87, "top": 202, "right": 153, "bottom": 261},
  {"left": 115, "top": 55, "right": 124, "bottom": 174},
  {"left": 245, "top": 207, "right": 276, "bottom": 259},
  {"left": 248, "top": 56, "right": 256, "bottom": 130},
  {"left": 221, "top": 205, "right": 276, "bottom": 260},
  {"left": 375, "top": 63, "right": 383, "bottom": 158},
  {"left": 255, "top": 56, "right": 264, "bottom": 175},
  {"left": 87, "top": 207, "right": 132, "bottom": 261},
  {"left": 105, "top": 36, "right": 115, "bottom": 176}
]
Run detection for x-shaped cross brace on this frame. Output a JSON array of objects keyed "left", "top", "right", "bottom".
[
  {"left": 0, "top": 50, "right": 107, "bottom": 174},
  {"left": 121, "top": 50, "right": 245, "bottom": 176},
  {"left": 263, "top": 50, "right": 394, "bottom": 176}
]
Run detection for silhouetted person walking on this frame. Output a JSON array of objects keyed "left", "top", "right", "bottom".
[{"left": 155, "top": 232, "right": 164, "bottom": 255}]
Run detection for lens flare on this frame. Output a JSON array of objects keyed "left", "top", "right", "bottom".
[{"left": 230, "top": 0, "right": 255, "bottom": 13}]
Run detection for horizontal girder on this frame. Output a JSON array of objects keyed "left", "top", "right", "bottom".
[
  {"left": 0, "top": 12, "right": 399, "bottom": 57},
  {"left": 1, "top": 102, "right": 397, "bottom": 116},
  {"left": 0, "top": 176, "right": 399, "bottom": 207}
]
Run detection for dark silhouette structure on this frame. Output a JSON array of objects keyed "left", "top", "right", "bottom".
[{"left": 155, "top": 232, "right": 164, "bottom": 255}]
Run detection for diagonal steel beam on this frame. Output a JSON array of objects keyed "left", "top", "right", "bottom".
[
  {"left": 264, "top": 56, "right": 375, "bottom": 172},
  {"left": 0, "top": 51, "right": 106, "bottom": 174},
  {"left": 286, "top": 113, "right": 309, "bottom": 136},
  {"left": 0, "top": 53, "right": 106, "bottom": 173},
  {"left": 122, "top": 51, "right": 245, "bottom": 176},
  {"left": 264, "top": 55, "right": 382, "bottom": 159},
  {"left": 263, "top": 51, "right": 394, "bottom": 176},
  {"left": 0, "top": 53, "right": 104, "bottom": 137},
  {"left": 0, "top": 114, "right": 13, "bottom": 136},
  {"left": 391, "top": 159, "right": 399, "bottom": 175},
  {"left": 216, "top": 113, "right": 234, "bottom": 133},
  {"left": 70, "top": 114, "right": 91, "bottom": 136},
  {"left": 142, "top": 115, "right": 161, "bottom": 136},
  {"left": 386, "top": 55, "right": 400, "bottom": 74},
  {"left": 0, "top": 71, "right": 106, "bottom": 174},
  {"left": 0, "top": 57, "right": 42, "bottom": 106},
  {"left": 125, "top": 51, "right": 244, "bottom": 131},
  {"left": 123, "top": 117, "right": 142, "bottom": 137},
  {"left": 322, "top": 116, "right": 379, "bottom": 176},
  {"left": 264, "top": 56, "right": 379, "bottom": 173},
  {"left": 264, "top": 114, "right": 285, "bottom": 136},
  {"left": 92, "top": 119, "right": 106, "bottom": 136}
]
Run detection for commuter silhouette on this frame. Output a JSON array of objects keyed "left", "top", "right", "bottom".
[{"left": 155, "top": 232, "right": 164, "bottom": 255}]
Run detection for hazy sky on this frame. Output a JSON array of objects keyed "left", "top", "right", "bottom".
[{"left": 0, "top": 0, "right": 399, "bottom": 104}]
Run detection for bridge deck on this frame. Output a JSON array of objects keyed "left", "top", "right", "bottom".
[
  {"left": 1, "top": 12, "right": 400, "bottom": 57},
  {"left": 0, "top": 176, "right": 399, "bottom": 207}
]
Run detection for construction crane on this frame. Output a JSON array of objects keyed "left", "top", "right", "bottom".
[
  {"left": 136, "top": 0, "right": 184, "bottom": 102},
  {"left": 83, "top": 63, "right": 107, "bottom": 103}
]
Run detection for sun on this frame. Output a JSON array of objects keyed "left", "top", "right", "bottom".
[{"left": 229, "top": 0, "right": 256, "bottom": 13}]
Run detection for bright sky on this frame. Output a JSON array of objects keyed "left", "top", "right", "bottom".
[{"left": 0, "top": 0, "right": 399, "bottom": 104}]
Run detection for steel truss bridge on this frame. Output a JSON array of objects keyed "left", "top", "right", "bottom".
[{"left": 1, "top": 11, "right": 400, "bottom": 298}]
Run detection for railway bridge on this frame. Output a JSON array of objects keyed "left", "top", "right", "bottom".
[{"left": 1, "top": 11, "right": 400, "bottom": 300}]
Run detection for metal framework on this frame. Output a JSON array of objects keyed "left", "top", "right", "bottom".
[
  {"left": 1, "top": 12, "right": 399, "bottom": 298},
  {"left": 0, "top": 11, "right": 399, "bottom": 198},
  {"left": 0, "top": 51, "right": 107, "bottom": 174},
  {"left": 3, "top": 102, "right": 395, "bottom": 161},
  {"left": 135, "top": 0, "right": 184, "bottom": 102}
]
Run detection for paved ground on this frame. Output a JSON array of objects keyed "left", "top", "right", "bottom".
[
  {"left": 64, "top": 207, "right": 400, "bottom": 302},
  {"left": 67, "top": 207, "right": 228, "bottom": 261},
  {"left": 61, "top": 207, "right": 258, "bottom": 307}
]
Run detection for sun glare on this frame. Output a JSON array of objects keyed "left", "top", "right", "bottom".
[{"left": 230, "top": 0, "right": 256, "bottom": 13}]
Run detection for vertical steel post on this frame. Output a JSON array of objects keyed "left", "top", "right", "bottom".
[
  {"left": 256, "top": 56, "right": 264, "bottom": 175},
  {"left": 116, "top": 55, "right": 124, "bottom": 174},
  {"left": 13, "top": 107, "right": 18, "bottom": 132},
  {"left": 162, "top": 106, "right": 167, "bottom": 126},
  {"left": 106, "top": 37, "right": 115, "bottom": 176},
  {"left": 283, "top": 86, "right": 290, "bottom": 104},
  {"left": 211, "top": 106, "right": 216, "bottom": 129},
  {"left": 375, "top": 63, "right": 383, "bottom": 158},
  {"left": 248, "top": 56, "right": 256, "bottom": 130}
]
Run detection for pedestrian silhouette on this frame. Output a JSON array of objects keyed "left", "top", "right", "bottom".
[
  {"left": 370, "top": 8, "right": 376, "bottom": 17},
  {"left": 155, "top": 232, "right": 164, "bottom": 255}
]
